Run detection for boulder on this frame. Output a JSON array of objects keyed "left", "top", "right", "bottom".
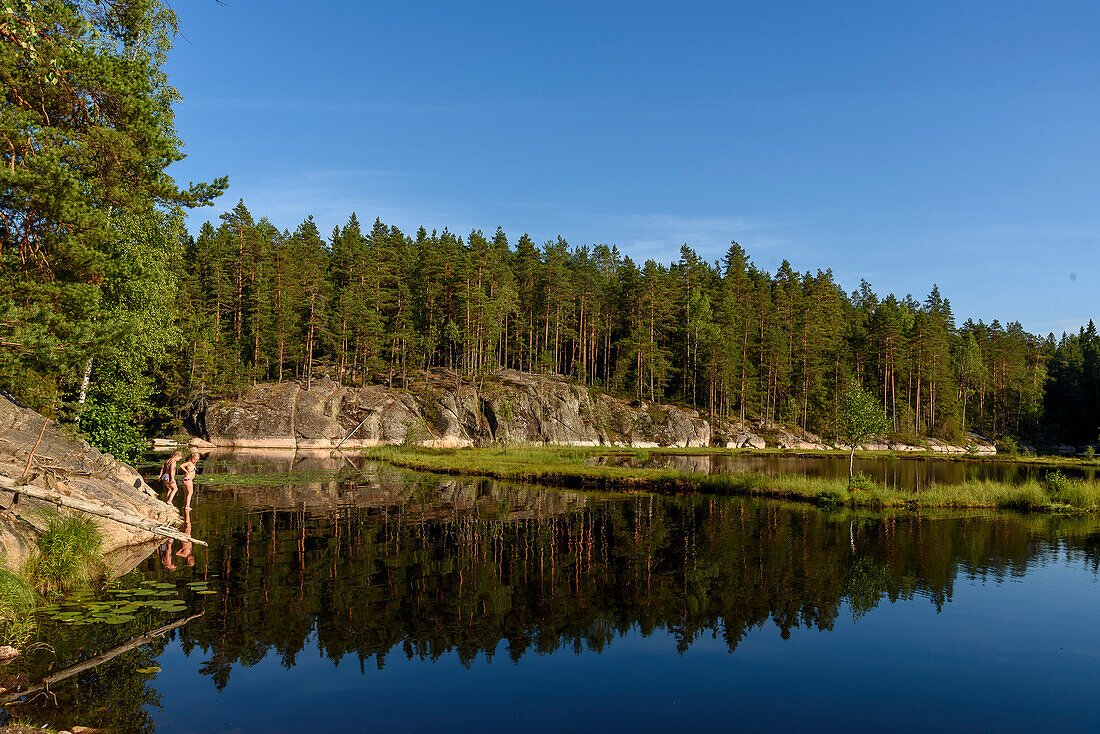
[
  {"left": 741, "top": 434, "right": 767, "bottom": 450},
  {"left": 0, "top": 393, "right": 179, "bottom": 575}
]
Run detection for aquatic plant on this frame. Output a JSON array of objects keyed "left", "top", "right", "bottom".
[
  {"left": 1041, "top": 471, "right": 1096, "bottom": 509},
  {"left": 27, "top": 514, "right": 106, "bottom": 595},
  {"left": 995, "top": 485, "right": 1051, "bottom": 512},
  {"left": 38, "top": 579, "right": 193, "bottom": 626}
]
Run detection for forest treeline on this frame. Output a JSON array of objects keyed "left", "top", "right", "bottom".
[
  {"left": 2, "top": 1, "right": 1096, "bottom": 456},
  {"left": 164, "top": 201, "right": 1098, "bottom": 447},
  {"left": 4, "top": 197, "right": 1099, "bottom": 453}
]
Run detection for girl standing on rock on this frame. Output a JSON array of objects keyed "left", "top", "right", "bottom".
[
  {"left": 178, "top": 451, "right": 200, "bottom": 509},
  {"left": 160, "top": 451, "right": 182, "bottom": 502}
]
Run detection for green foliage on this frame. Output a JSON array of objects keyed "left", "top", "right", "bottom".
[
  {"left": 79, "top": 401, "right": 146, "bottom": 462},
  {"left": 839, "top": 381, "right": 889, "bottom": 447},
  {"left": 839, "top": 380, "right": 888, "bottom": 481},
  {"left": 28, "top": 514, "right": 106, "bottom": 595},
  {"left": 995, "top": 485, "right": 1051, "bottom": 512},
  {"left": 848, "top": 472, "right": 878, "bottom": 492},
  {"left": 0, "top": 565, "right": 38, "bottom": 645},
  {"left": 0, "top": 0, "right": 224, "bottom": 413},
  {"left": 1040, "top": 471, "right": 1096, "bottom": 509},
  {"left": 1044, "top": 321, "right": 1100, "bottom": 446},
  {"left": 997, "top": 436, "right": 1020, "bottom": 455}
]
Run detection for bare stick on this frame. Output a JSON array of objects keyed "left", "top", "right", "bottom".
[
  {"left": 22, "top": 387, "right": 57, "bottom": 478},
  {"left": 334, "top": 415, "right": 370, "bottom": 449},
  {"left": 22, "top": 418, "right": 49, "bottom": 479},
  {"left": 0, "top": 613, "right": 204, "bottom": 704}
]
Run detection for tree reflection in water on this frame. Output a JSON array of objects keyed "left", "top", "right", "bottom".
[
  {"left": 173, "top": 471, "right": 1099, "bottom": 686},
  {"left": 13, "top": 466, "right": 1099, "bottom": 732}
]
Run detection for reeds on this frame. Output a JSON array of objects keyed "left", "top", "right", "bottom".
[
  {"left": 365, "top": 445, "right": 1100, "bottom": 513},
  {"left": 0, "top": 565, "right": 38, "bottom": 645},
  {"left": 26, "top": 514, "right": 106, "bottom": 595}
]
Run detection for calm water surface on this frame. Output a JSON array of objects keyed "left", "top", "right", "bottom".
[
  {"left": 7, "top": 454, "right": 1099, "bottom": 733},
  {"left": 595, "top": 451, "right": 1100, "bottom": 488}
]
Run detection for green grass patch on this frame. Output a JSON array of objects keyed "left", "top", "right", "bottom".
[
  {"left": 0, "top": 565, "right": 39, "bottom": 645},
  {"left": 27, "top": 514, "right": 106, "bottom": 595},
  {"left": 194, "top": 468, "right": 361, "bottom": 486},
  {"left": 364, "top": 445, "right": 1100, "bottom": 514}
]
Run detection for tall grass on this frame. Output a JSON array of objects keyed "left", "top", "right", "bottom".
[
  {"left": 365, "top": 446, "right": 1100, "bottom": 514},
  {"left": 27, "top": 514, "right": 105, "bottom": 595},
  {"left": 0, "top": 565, "right": 38, "bottom": 646}
]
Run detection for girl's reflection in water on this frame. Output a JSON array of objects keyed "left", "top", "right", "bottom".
[{"left": 158, "top": 477, "right": 196, "bottom": 571}]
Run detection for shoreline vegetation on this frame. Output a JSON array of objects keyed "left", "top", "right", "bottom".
[{"left": 363, "top": 446, "right": 1100, "bottom": 514}]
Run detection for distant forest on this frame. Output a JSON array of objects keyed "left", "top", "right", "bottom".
[
  {"left": 3, "top": 1, "right": 1096, "bottom": 458},
  {"left": 3, "top": 195, "right": 1098, "bottom": 452},
  {"left": 162, "top": 202, "right": 1096, "bottom": 447}
]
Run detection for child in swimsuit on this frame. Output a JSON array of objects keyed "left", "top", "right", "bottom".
[
  {"left": 160, "top": 451, "right": 182, "bottom": 503},
  {"left": 178, "top": 452, "right": 200, "bottom": 509}
]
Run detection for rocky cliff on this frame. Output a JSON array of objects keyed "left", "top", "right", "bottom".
[
  {"left": 201, "top": 370, "right": 712, "bottom": 449},
  {"left": 0, "top": 394, "right": 179, "bottom": 574},
  {"left": 196, "top": 369, "right": 996, "bottom": 455}
]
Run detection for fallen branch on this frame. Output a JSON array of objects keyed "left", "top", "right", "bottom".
[
  {"left": 0, "top": 474, "right": 207, "bottom": 547},
  {"left": 334, "top": 415, "right": 371, "bottom": 449},
  {"left": 22, "top": 417, "right": 48, "bottom": 478},
  {"left": 0, "top": 612, "right": 204, "bottom": 704},
  {"left": 22, "top": 387, "right": 57, "bottom": 478}
]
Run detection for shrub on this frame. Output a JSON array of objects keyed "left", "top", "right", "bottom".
[
  {"left": 80, "top": 402, "right": 145, "bottom": 462},
  {"left": 815, "top": 488, "right": 849, "bottom": 509},
  {"left": 27, "top": 514, "right": 105, "bottom": 595},
  {"left": 1042, "top": 471, "right": 1093, "bottom": 509},
  {"left": 996, "top": 436, "right": 1019, "bottom": 455},
  {"left": 848, "top": 472, "right": 877, "bottom": 492}
]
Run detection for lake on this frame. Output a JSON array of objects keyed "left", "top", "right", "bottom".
[{"left": 7, "top": 454, "right": 1099, "bottom": 733}]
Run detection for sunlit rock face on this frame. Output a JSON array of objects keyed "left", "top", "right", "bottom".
[
  {"left": 0, "top": 394, "right": 178, "bottom": 575},
  {"left": 201, "top": 370, "right": 713, "bottom": 450},
  {"left": 198, "top": 370, "right": 995, "bottom": 455}
]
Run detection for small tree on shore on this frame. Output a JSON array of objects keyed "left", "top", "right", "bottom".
[{"left": 839, "top": 379, "right": 888, "bottom": 483}]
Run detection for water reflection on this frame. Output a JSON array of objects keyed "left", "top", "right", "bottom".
[
  {"left": 9, "top": 460, "right": 1100, "bottom": 733},
  {"left": 592, "top": 451, "right": 1099, "bottom": 488},
  {"left": 166, "top": 465, "right": 1100, "bottom": 678}
]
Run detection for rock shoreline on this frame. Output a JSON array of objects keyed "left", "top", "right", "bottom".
[
  {"left": 0, "top": 393, "right": 178, "bottom": 575},
  {"left": 193, "top": 370, "right": 996, "bottom": 456}
]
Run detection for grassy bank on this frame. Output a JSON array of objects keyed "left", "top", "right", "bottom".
[
  {"left": 363, "top": 446, "right": 1100, "bottom": 513},
  {"left": 0, "top": 514, "right": 107, "bottom": 647}
]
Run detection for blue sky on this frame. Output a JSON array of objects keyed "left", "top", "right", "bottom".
[{"left": 165, "top": 0, "right": 1100, "bottom": 335}]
